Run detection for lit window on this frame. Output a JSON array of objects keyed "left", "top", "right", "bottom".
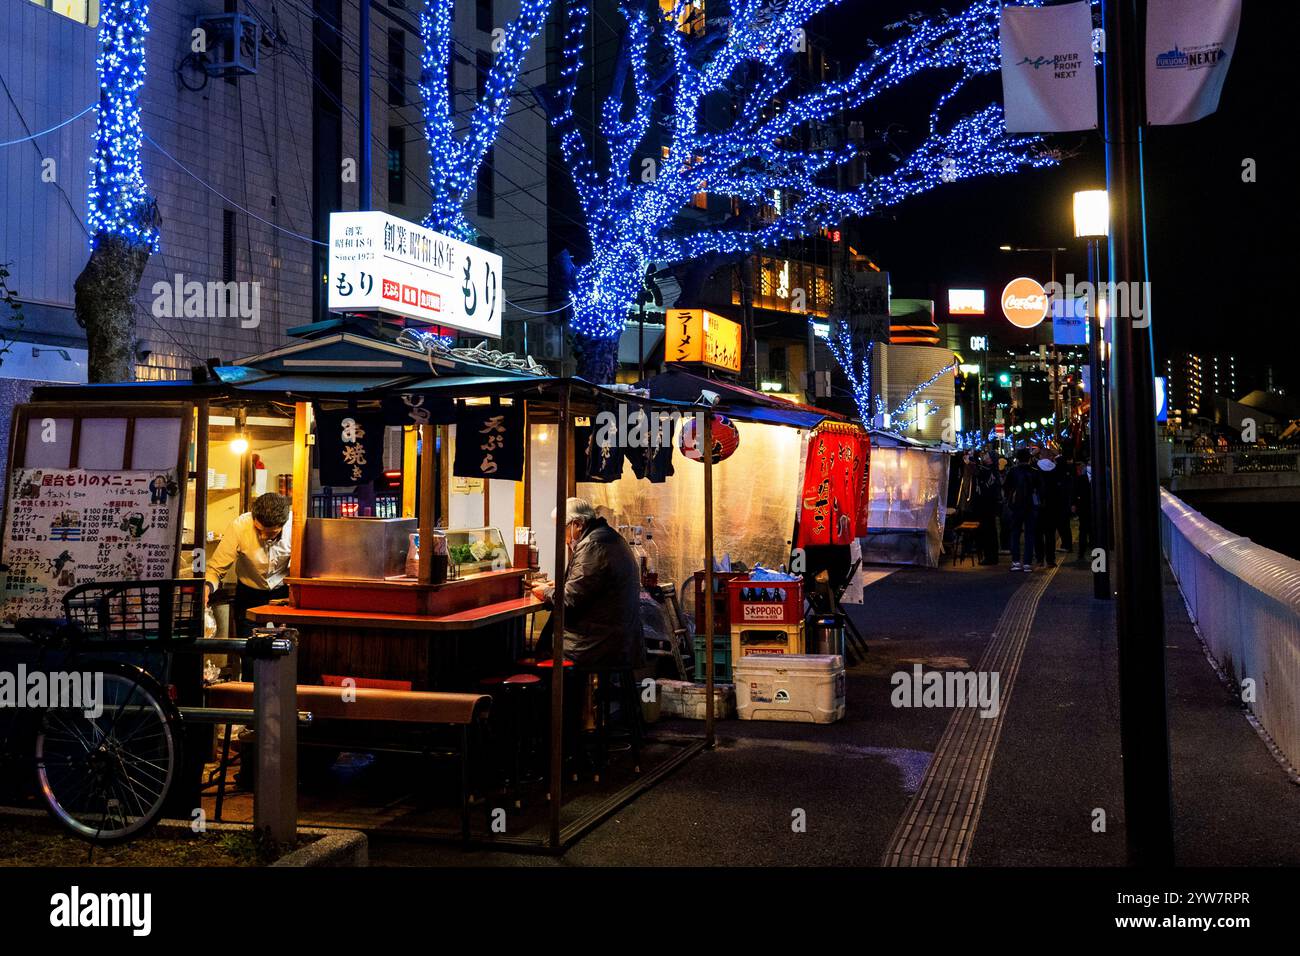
[
  {"left": 659, "top": 0, "right": 705, "bottom": 36},
  {"left": 34, "top": 0, "right": 97, "bottom": 26}
]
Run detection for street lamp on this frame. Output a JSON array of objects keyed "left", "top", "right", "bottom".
[
  {"left": 1074, "top": 188, "right": 1112, "bottom": 601},
  {"left": 1073, "top": 189, "right": 1109, "bottom": 239}
]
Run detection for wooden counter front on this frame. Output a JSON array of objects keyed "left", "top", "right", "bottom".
[
  {"left": 248, "top": 572, "right": 546, "bottom": 690},
  {"left": 287, "top": 567, "right": 526, "bottom": 616},
  {"left": 247, "top": 595, "right": 545, "bottom": 632}
]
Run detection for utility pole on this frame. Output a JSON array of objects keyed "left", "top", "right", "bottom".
[{"left": 1102, "top": 0, "right": 1175, "bottom": 867}]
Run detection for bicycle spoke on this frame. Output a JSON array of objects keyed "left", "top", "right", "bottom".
[
  {"left": 44, "top": 711, "right": 97, "bottom": 756},
  {"left": 116, "top": 751, "right": 170, "bottom": 792},
  {"left": 110, "top": 773, "right": 149, "bottom": 827}
]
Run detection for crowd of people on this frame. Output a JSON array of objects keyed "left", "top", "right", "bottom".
[{"left": 957, "top": 446, "right": 1096, "bottom": 572}]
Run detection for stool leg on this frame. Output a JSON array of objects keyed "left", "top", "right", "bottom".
[
  {"left": 594, "top": 675, "right": 610, "bottom": 782},
  {"left": 510, "top": 689, "right": 523, "bottom": 809},
  {"left": 460, "top": 725, "right": 471, "bottom": 843},
  {"left": 214, "top": 722, "right": 233, "bottom": 822},
  {"left": 624, "top": 674, "right": 643, "bottom": 773}
]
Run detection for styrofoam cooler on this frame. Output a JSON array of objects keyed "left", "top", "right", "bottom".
[{"left": 733, "top": 654, "right": 845, "bottom": 723}]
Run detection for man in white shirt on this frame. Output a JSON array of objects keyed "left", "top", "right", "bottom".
[{"left": 205, "top": 492, "right": 292, "bottom": 639}]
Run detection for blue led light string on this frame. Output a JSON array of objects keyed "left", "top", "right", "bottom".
[
  {"left": 418, "top": 0, "right": 552, "bottom": 239},
  {"left": 87, "top": 0, "right": 158, "bottom": 250}
]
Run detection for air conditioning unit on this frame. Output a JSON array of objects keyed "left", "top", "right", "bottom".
[{"left": 196, "top": 13, "right": 260, "bottom": 78}]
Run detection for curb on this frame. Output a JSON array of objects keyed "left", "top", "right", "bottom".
[{"left": 0, "top": 805, "right": 368, "bottom": 867}]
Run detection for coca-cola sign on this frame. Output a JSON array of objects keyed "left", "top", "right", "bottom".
[{"left": 1001, "top": 276, "right": 1049, "bottom": 329}]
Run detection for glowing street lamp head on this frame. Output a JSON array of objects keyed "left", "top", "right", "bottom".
[{"left": 1073, "top": 189, "right": 1109, "bottom": 239}]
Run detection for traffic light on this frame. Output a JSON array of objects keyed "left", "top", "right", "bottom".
[{"left": 997, "top": 372, "right": 1012, "bottom": 388}]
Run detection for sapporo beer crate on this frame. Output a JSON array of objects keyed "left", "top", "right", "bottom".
[
  {"left": 726, "top": 577, "right": 803, "bottom": 627},
  {"left": 692, "top": 570, "right": 745, "bottom": 634}
]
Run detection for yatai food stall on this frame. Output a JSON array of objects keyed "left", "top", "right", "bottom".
[{"left": 1, "top": 219, "right": 852, "bottom": 845}]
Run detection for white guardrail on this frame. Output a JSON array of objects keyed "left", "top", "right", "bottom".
[{"left": 1159, "top": 488, "right": 1300, "bottom": 771}]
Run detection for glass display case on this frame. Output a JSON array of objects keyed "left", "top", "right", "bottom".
[{"left": 443, "top": 527, "right": 512, "bottom": 574}]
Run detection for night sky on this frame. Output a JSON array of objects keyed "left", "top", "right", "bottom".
[{"left": 817, "top": 0, "right": 1291, "bottom": 393}]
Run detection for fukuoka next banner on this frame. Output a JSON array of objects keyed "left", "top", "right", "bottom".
[{"left": 326, "top": 211, "right": 504, "bottom": 338}]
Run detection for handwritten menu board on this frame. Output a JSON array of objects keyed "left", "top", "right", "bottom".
[{"left": 1, "top": 467, "right": 181, "bottom": 622}]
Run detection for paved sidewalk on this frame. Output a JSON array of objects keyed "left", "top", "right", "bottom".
[{"left": 369, "top": 557, "right": 1300, "bottom": 866}]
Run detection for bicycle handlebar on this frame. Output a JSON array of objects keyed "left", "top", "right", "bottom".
[{"left": 192, "top": 627, "right": 297, "bottom": 659}]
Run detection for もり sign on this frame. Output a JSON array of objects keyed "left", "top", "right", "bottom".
[{"left": 327, "top": 211, "right": 503, "bottom": 338}]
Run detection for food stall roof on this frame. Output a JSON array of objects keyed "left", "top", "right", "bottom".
[{"left": 639, "top": 367, "right": 843, "bottom": 429}]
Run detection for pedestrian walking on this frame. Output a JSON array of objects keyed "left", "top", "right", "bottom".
[
  {"left": 1003, "top": 448, "right": 1040, "bottom": 571},
  {"left": 970, "top": 451, "right": 1002, "bottom": 565},
  {"left": 1074, "top": 460, "right": 1093, "bottom": 562}
]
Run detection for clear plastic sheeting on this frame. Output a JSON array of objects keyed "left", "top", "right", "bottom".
[
  {"left": 860, "top": 438, "right": 950, "bottom": 567},
  {"left": 582, "top": 421, "right": 806, "bottom": 600}
]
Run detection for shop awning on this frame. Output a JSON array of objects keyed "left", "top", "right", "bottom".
[{"left": 639, "top": 368, "right": 843, "bottom": 429}]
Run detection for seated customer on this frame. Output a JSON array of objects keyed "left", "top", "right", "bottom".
[{"left": 532, "top": 497, "right": 645, "bottom": 669}]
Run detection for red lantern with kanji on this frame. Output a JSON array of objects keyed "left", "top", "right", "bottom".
[{"left": 678, "top": 413, "right": 741, "bottom": 463}]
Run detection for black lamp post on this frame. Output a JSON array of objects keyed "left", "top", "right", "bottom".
[{"left": 1102, "top": 0, "right": 1175, "bottom": 868}]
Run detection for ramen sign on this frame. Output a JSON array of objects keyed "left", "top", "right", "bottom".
[{"left": 1001, "top": 277, "right": 1049, "bottom": 329}]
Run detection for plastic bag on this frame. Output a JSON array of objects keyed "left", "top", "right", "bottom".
[{"left": 204, "top": 606, "right": 218, "bottom": 639}]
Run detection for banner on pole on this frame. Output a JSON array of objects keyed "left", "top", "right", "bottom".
[
  {"left": 1146, "top": 0, "right": 1241, "bottom": 126},
  {"left": 1051, "top": 297, "right": 1089, "bottom": 346},
  {"left": 999, "top": 1, "right": 1098, "bottom": 133}
]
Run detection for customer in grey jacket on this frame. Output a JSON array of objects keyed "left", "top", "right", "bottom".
[{"left": 533, "top": 497, "right": 645, "bottom": 668}]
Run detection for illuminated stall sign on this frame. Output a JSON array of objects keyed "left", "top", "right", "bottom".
[
  {"left": 667, "top": 309, "right": 742, "bottom": 373},
  {"left": 326, "top": 211, "right": 503, "bottom": 338}
]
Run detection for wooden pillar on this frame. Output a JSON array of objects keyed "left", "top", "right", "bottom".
[
  {"left": 236, "top": 406, "right": 252, "bottom": 516},
  {"left": 401, "top": 426, "right": 418, "bottom": 518},
  {"left": 194, "top": 401, "right": 210, "bottom": 594},
  {"left": 519, "top": 401, "right": 531, "bottom": 529},
  {"left": 418, "top": 423, "right": 437, "bottom": 585},
  {"left": 703, "top": 411, "right": 716, "bottom": 748},
  {"left": 438, "top": 423, "right": 450, "bottom": 527},
  {"left": 289, "top": 403, "right": 310, "bottom": 579},
  {"left": 548, "top": 385, "right": 570, "bottom": 850}
]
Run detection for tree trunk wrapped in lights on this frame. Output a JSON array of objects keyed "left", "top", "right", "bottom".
[
  {"left": 75, "top": 0, "right": 160, "bottom": 384},
  {"left": 543, "top": 0, "right": 1060, "bottom": 382}
]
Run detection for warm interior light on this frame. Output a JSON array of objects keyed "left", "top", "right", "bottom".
[
  {"left": 1073, "top": 189, "right": 1109, "bottom": 238},
  {"left": 229, "top": 436, "right": 249, "bottom": 455}
]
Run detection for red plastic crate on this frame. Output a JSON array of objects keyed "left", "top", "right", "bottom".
[
  {"left": 726, "top": 578, "right": 803, "bottom": 627},
  {"left": 693, "top": 570, "right": 744, "bottom": 633}
]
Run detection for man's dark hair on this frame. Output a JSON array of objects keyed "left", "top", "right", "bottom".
[
  {"left": 1014, "top": 448, "right": 1032, "bottom": 464},
  {"left": 251, "top": 492, "right": 290, "bottom": 527}
]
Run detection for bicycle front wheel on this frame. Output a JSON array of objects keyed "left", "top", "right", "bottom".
[{"left": 35, "top": 662, "right": 183, "bottom": 844}]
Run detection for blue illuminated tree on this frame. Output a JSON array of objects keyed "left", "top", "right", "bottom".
[
  {"left": 545, "top": 0, "right": 1058, "bottom": 382},
  {"left": 418, "top": 0, "right": 552, "bottom": 239},
  {"left": 74, "top": 0, "right": 160, "bottom": 382}
]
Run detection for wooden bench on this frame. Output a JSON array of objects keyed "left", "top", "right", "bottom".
[{"left": 206, "top": 682, "right": 491, "bottom": 840}]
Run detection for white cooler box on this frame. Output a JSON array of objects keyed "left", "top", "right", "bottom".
[{"left": 733, "top": 655, "right": 845, "bottom": 723}]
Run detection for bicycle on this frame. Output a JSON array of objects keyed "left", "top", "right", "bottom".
[{"left": 1, "top": 579, "right": 203, "bottom": 844}]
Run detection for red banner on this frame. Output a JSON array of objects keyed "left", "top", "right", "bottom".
[{"left": 797, "top": 426, "right": 870, "bottom": 548}]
